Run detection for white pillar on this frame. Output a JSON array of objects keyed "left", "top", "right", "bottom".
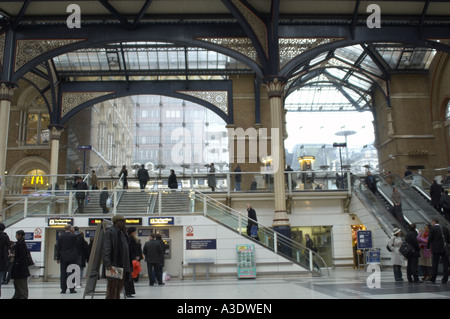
[
  {"left": 263, "top": 78, "right": 291, "bottom": 236},
  {"left": 49, "top": 126, "right": 63, "bottom": 191}
]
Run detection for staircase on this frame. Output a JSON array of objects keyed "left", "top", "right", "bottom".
[
  {"left": 152, "top": 191, "right": 190, "bottom": 213},
  {"left": 83, "top": 191, "right": 102, "bottom": 214},
  {"left": 116, "top": 191, "right": 152, "bottom": 214}
]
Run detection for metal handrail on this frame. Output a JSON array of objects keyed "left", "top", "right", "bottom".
[{"left": 192, "top": 189, "right": 330, "bottom": 276}]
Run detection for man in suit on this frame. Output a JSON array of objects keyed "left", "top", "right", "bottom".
[
  {"left": 427, "top": 218, "right": 450, "bottom": 284},
  {"left": 56, "top": 224, "right": 79, "bottom": 293}
]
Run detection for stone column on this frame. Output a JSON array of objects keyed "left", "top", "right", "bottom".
[
  {"left": 263, "top": 77, "right": 291, "bottom": 238},
  {"left": 0, "top": 82, "right": 17, "bottom": 209},
  {"left": 49, "top": 125, "right": 64, "bottom": 191}
]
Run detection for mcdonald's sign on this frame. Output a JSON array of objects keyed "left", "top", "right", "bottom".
[{"left": 31, "top": 174, "right": 44, "bottom": 185}]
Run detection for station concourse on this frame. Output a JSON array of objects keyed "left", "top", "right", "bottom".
[{"left": 0, "top": 0, "right": 449, "bottom": 304}]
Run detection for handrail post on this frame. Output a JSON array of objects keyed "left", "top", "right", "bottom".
[
  {"left": 113, "top": 189, "right": 117, "bottom": 215},
  {"left": 158, "top": 191, "right": 162, "bottom": 215},
  {"left": 309, "top": 250, "right": 313, "bottom": 271},
  {"left": 23, "top": 197, "right": 28, "bottom": 219},
  {"left": 273, "top": 232, "right": 278, "bottom": 254},
  {"left": 238, "top": 214, "right": 242, "bottom": 234},
  {"left": 226, "top": 172, "right": 231, "bottom": 197},
  {"left": 68, "top": 191, "right": 73, "bottom": 215},
  {"left": 203, "top": 195, "right": 207, "bottom": 216}
]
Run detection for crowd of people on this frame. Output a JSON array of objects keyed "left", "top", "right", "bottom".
[{"left": 388, "top": 218, "right": 450, "bottom": 284}]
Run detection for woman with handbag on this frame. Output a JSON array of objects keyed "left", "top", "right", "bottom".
[
  {"left": 417, "top": 225, "right": 432, "bottom": 281},
  {"left": 388, "top": 228, "right": 404, "bottom": 282}
]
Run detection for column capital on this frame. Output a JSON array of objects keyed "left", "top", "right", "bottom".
[
  {"left": 262, "top": 77, "right": 287, "bottom": 99},
  {"left": 0, "top": 82, "right": 18, "bottom": 101},
  {"left": 48, "top": 125, "right": 64, "bottom": 140}
]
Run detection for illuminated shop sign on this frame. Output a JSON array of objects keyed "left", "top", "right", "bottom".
[
  {"left": 48, "top": 218, "right": 74, "bottom": 227},
  {"left": 149, "top": 217, "right": 174, "bottom": 226},
  {"left": 88, "top": 218, "right": 111, "bottom": 226},
  {"left": 125, "top": 218, "right": 142, "bottom": 225}
]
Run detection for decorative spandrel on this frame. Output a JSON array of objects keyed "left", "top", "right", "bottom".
[
  {"left": 279, "top": 38, "right": 343, "bottom": 69},
  {"left": 176, "top": 90, "right": 228, "bottom": 115},
  {"left": 23, "top": 72, "right": 50, "bottom": 91},
  {"left": 61, "top": 91, "right": 113, "bottom": 118},
  {"left": 197, "top": 37, "right": 260, "bottom": 66},
  {"left": 14, "top": 39, "right": 84, "bottom": 72}
]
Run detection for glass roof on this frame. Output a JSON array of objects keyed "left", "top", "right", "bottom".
[
  {"left": 286, "top": 43, "right": 437, "bottom": 113},
  {"left": 52, "top": 41, "right": 250, "bottom": 79}
]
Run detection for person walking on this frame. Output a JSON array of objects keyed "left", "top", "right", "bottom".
[
  {"left": 103, "top": 214, "right": 132, "bottom": 299},
  {"left": 99, "top": 187, "right": 109, "bottom": 214},
  {"left": 143, "top": 233, "right": 164, "bottom": 286},
  {"left": 137, "top": 164, "right": 150, "bottom": 191},
  {"left": 246, "top": 204, "right": 259, "bottom": 241},
  {"left": 168, "top": 169, "right": 178, "bottom": 190},
  {"left": 156, "top": 233, "right": 167, "bottom": 283},
  {"left": 125, "top": 227, "right": 142, "bottom": 297},
  {"left": 11, "top": 230, "right": 30, "bottom": 299},
  {"left": 56, "top": 224, "right": 79, "bottom": 294},
  {"left": 388, "top": 228, "right": 404, "bottom": 282},
  {"left": 207, "top": 163, "right": 216, "bottom": 191},
  {"left": 74, "top": 177, "right": 88, "bottom": 213},
  {"left": 119, "top": 165, "right": 128, "bottom": 189},
  {"left": 405, "top": 223, "right": 420, "bottom": 283},
  {"left": 417, "top": 224, "right": 432, "bottom": 281},
  {"left": 427, "top": 218, "right": 450, "bottom": 284},
  {"left": 234, "top": 164, "right": 242, "bottom": 191},
  {"left": 0, "top": 223, "right": 11, "bottom": 298},
  {"left": 90, "top": 170, "right": 98, "bottom": 190}
]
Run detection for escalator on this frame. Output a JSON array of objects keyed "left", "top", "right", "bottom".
[
  {"left": 377, "top": 173, "right": 450, "bottom": 229},
  {"left": 403, "top": 174, "right": 431, "bottom": 202},
  {"left": 351, "top": 176, "right": 406, "bottom": 236}
]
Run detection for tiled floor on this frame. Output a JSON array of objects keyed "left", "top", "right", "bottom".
[{"left": 2, "top": 267, "right": 450, "bottom": 300}]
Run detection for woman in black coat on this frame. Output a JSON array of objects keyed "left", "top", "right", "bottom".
[
  {"left": 168, "top": 169, "right": 178, "bottom": 189},
  {"left": 11, "top": 230, "right": 30, "bottom": 299},
  {"left": 405, "top": 223, "right": 421, "bottom": 283}
]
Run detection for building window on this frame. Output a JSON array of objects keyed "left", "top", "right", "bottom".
[{"left": 26, "top": 113, "right": 50, "bottom": 145}]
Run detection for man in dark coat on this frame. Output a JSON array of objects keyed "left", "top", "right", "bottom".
[
  {"left": 99, "top": 187, "right": 109, "bottom": 214},
  {"left": 11, "top": 230, "right": 30, "bottom": 299},
  {"left": 427, "top": 218, "right": 450, "bottom": 284},
  {"left": 0, "top": 223, "right": 11, "bottom": 297},
  {"left": 143, "top": 233, "right": 164, "bottom": 286},
  {"left": 103, "top": 214, "right": 132, "bottom": 299},
  {"left": 405, "top": 223, "right": 420, "bottom": 282},
  {"left": 75, "top": 177, "right": 88, "bottom": 213},
  {"left": 430, "top": 180, "right": 444, "bottom": 213},
  {"left": 246, "top": 204, "right": 259, "bottom": 241},
  {"left": 137, "top": 164, "right": 150, "bottom": 191},
  {"left": 56, "top": 224, "right": 79, "bottom": 293}
]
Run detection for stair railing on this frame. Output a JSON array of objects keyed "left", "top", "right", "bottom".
[{"left": 190, "top": 189, "right": 329, "bottom": 276}]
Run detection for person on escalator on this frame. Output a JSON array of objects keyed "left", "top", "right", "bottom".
[
  {"left": 364, "top": 171, "right": 377, "bottom": 194},
  {"left": 430, "top": 180, "right": 444, "bottom": 213},
  {"left": 391, "top": 187, "right": 405, "bottom": 224},
  {"left": 439, "top": 190, "right": 450, "bottom": 221}
]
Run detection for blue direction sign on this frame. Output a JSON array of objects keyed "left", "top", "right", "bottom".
[
  {"left": 78, "top": 145, "right": 92, "bottom": 150},
  {"left": 357, "top": 230, "right": 373, "bottom": 249}
]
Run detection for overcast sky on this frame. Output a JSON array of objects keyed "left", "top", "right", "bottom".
[{"left": 285, "top": 111, "right": 375, "bottom": 152}]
